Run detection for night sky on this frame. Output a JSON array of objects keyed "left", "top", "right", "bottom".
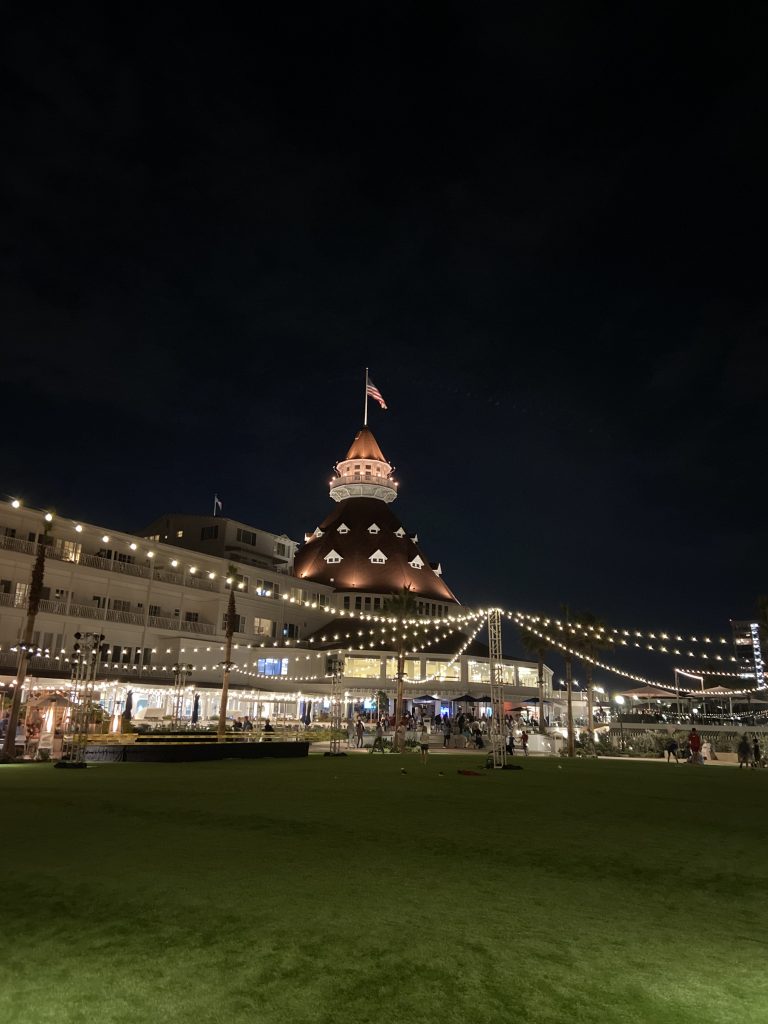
[{"left": 3, "top": 7, "right": 767, "bottom": 675}]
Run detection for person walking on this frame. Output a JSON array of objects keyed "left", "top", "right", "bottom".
[
  {"left": 737, "top": 733, "right": 751, "bottom": 768},
  {"left": 752, "top": 736, "right": 762, "bottom": 768},
  {"left": 418, "top": 723, "right": 429, "bottom": 765},
  {"left": 521, "top": 730, "right": 529, "bottom": 757},
  {"left": 371, "top": 720, "right": 384, "bottom": 753},
  {"left": 688, "top": 728, "right": 702, "bottom": 765},
  {"left": 442, "top": 718, "right": 451, "bottom": 748},
  {"left": 355, "top": 717, "right": 365, "bottom": 749},
  {"left": 665, "top": 737, "right": 680, "bottom": 763}
]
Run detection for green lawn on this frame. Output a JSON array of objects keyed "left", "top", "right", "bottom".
[{"left": 1, "top": 754, "right": 766, "bottom": 1024}]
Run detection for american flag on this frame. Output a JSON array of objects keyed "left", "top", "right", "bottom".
[{"left": 366, "top": 377, "right": 388, "bottom": 410}]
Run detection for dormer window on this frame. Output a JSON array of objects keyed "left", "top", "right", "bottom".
[
  {"left": 410, "top": 533, "right": 418, "bottom": 543},
  {"left": 337, "top": 523, "right": 350, "bottom": 534},
  {"left": 369, "top": 549, "right": 387, "bottom": 564},
  {"left": 395, "top": 527, "right": 406, "bottom": 538},
  {"left": 324, "top": 549, "right": 343, "bottom": 564},
  {"left": 432, "top": 563, "right": 443, "bottom": 577},
  {"left": 409, "top": 555, "right": 424, "bottom": 569},
  {"left": 313, "top": 527, "right": 324, "bottom": 539},
  {"left": 367, "top": 523, "right": 380, "bottom": 534}
]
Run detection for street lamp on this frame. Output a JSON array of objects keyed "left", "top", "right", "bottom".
[{"left": 614, "top": 695, "right": 626, "bottom": 753}]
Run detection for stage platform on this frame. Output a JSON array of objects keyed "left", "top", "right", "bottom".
[{"left": 83, "top": 741, "right": 310, "bottom": 763}]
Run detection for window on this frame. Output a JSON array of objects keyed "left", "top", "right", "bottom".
[
  {"left": 468, "top": 660, "right": 491, "bottom": 684},
  {"left": 426, "top": 659, "right": 460, "bottom": 681},
  {"left": 395, "top": 527, "right": 405, "bottom": 538},
  {"left": 53, "top": 539, "right": 81, "bottom": 563},
  {"left": 367, "top": 523, "right": 380, "bottom": 534},
  {"left": 236, "top": 528, "right": 257, "bottom": 546},
  {"left": 324, "top": 550, "right": 342, "bottom": 564},
  {"left": 201, "top": 525, "right": 219, "bottom": 540},
  {"left": 345, "top": 656, "right": 382, "bottom": 679},
  {"left": 282, "top": 623, "right": 299, "bottom": 639},
  {"left": 112, "top": 599, "right": 131, "bottom": 612},
  {"left": 253, "top": 617, "right": 274, "bottom": 637},
  {"left": 275, "top": 542, "right": 287, "bottom": 557},
  {"left": 343, "top": 596, "right": 351, "bottom": 608},
  {"left": 221, "top": 612, "right": 246, "bottom": 632},
  {"left": 257, "top": 657, "right": 287, "bottom": 676},
  {"left": 0, "top": 579, "right": 11, "bottom": 594},
  {"left": 337, "top": 524, "right": 350, "bottom": 534},
  {"left": 4, "top": 528, "right": 16, "bottom": 538},
  {"left": 176, "top": 530, "right": 184, "bottom": 538},
  {"left": 146, "top": 534, "right": 160, "bottom": 542},
  {"left": 385, "top": 658, "right": 422, "bottom": 680},
  {"left": 355, "top": 596, "right": 362, "bottom": 609},
  {"left": 14, "top": 583, "right": 30, "bottom": 607},
  {"left": 313, "top": 527, "right": 324, "bottom": 538},
  {"left": 184, "top": 611, "right": 199, "bottom": 623},
  {"left": 409, "top": 555, "right": 424, "bottom": 569},
  {"left": 369, "top": 549, "right": 387, "bottom": 564},
  {"left": 149, "top": 604, "right": 161, "bottom": 617}
]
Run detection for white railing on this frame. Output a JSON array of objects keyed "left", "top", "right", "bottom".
[
  {"left": 38, "top": 599, "right": 67, "bottom": 615},
  {"left": 0, "top": 534, "right": 36, "bottom": 556},
  {"left": 0, "top": 592, "right": 16, "bottom": 608},
  {"left": 69, "top": 603, "right": 107, "bottom": 620},
  {"left": 79, "top": 552, "right": 114, "bottom": 571},
  {"left": 154, "top": 569, "right": 183, "bottom": 585},
  {"left": 111, "top": 560, "right": 150, "bottom": 579},
  {"left": 105, "top": 609, "right": 145, "bottom": 625},
  {"left": 148, "top": 615, "right": 180, "bottom": 630},
  {"left": 187, "top": 576, "right": 218, "bottom": 592},
  {"left": 181, "top": 620, "right": 215, "bottom": 635}
]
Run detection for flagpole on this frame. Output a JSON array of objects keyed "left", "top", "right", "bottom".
[
  {"left": 363, "top": 367, "right": 369, "bottom": 426},
  {"left": 213, "top": 494, "right": 218, "bottom": 517}
]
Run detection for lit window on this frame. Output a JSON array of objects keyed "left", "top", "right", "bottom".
[
  {"left": 176, "top": 530, "right": 184, "bottom": 538},
  {"left": 325, "top": 550, "right": 342, "bottom": 564},
  {"left": 409, "top": 555, "right": 424, "bottom": 569},
  {"left": 369, "top": 549, "right": 387, "bottom": 564}
]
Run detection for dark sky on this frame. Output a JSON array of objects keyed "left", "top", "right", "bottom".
[{"left": 2, "top": 6, "right": 767, "bottom": 677}]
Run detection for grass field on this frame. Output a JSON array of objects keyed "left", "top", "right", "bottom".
[{"left": 1, "top": 754, "right": 766, "bottom": 1024}]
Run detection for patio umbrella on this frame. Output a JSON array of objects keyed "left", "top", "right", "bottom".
[
  {"left": 411, "top": 695, "right": 439, "bottom": 702},
  {"left": 453, "top": 694, "right": 478, "bottom": 703},
  {"left": 191, "top": 693, "right": 200, "bottom": 725}
]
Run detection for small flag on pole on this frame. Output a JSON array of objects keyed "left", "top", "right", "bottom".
[
  {"left": 365, "top": 377, "right": 388, "bottom": 410},
  {"left": 214, "top": 494, "right": 223, "bottom": 516}
]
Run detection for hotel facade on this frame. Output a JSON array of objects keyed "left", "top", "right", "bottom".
[{"left": 0, "top": 425, "right": 553, "bottom": 724}]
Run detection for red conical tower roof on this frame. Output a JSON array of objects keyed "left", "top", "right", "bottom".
[{"left": 345, "top": 427, "right": 388, "bottom": 463}]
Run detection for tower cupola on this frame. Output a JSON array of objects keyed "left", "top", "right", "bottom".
[{"left": 329, "top": 427, "right": 398, "bottom": 504}]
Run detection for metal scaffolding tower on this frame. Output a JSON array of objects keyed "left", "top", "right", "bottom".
[
  {"left": 65, "top": 632, "right": 105, "bottom": 765},
  {"left": 326, "top": 652, "right": 345, "bottom": 756},
  {"left": 488, "top": 608, "right": 507, "bottom": 768}
]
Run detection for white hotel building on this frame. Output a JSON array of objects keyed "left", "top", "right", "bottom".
[{"left": 0, "top": 425, "right": 553, "bottom": 722}]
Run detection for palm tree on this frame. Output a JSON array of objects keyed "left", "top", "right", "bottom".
[
  {"left": 518, "top": 625, "right": 551, "bottom": 732},
  {"left": 1, "top": 519, "right": 51, "bottom": 760},
  {"left": 217, "top": 565, "right": 239, "bottom": 740},
  {"left": 572, "top": 612, "right": 614, "bottom": 734},
  {"left": 382, "top": 585, "right": 418, "bottom": 737}
]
